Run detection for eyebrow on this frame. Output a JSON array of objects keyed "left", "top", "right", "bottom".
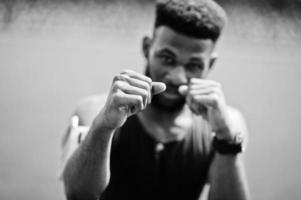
[
  {"left": 189, "top": 57, "right": 205, "bottom": 66},
  {"left": 189, "top": 57, "right": 203, "bottom": 62},
  {"left": 156, "top": 47, "right": 205, "bottom": 65},
  {"left": 157, "top": 48, "right": 177, "bottom": 57}
]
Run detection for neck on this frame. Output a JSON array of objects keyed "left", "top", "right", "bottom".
[
  {"left": 150, "top": 103, "right": 186, "bottom": 118},
  {"left": 137, "top": 104, "right": 193, "bottom": 143}
]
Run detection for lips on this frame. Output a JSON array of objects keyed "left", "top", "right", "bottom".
[
  {"left": 162, "top": 85, "right": 183, "bottom": 100},
  {"left": 165, "top": 86, "right": 179, "bottom": 94}
]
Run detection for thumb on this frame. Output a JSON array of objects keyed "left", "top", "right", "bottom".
[
  {"left": 151, "top": 82, "right": 166, "bottom": 95},
  {"left": 178, "top": 85, "right": 188, "bottom": 96}
]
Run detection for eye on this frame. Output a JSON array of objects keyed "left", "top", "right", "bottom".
[
  {"left": 158, "top": 54, "right": 175, "bottom": 65},
  {"left": 186, "top": 63, "right": 204, "bottom": 72}
]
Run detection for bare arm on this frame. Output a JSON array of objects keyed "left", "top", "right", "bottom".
[
  {"left": 179, "top": 79, "right": 250, "bottom": 200},
  {"left": 208, "top": 109, "right": 250, "bottom": 200},
  {"left": 62, "top": 109, "right": 115, "bottom": 200},
  {"left": 61, "top": 70, "right": 166, "bottom": 200},
  {"left": 208, "top": 154, "right": 249, "bottom": 200}
]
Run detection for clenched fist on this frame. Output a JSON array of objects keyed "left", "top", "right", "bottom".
[
  {"left": 97, "top": 70, "right": 166, "bottom": 130},
  {"left": 179, "top": 78, "right": 234, "bottom": 140}
]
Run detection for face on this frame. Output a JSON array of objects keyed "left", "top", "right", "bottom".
[{"left": 144, "top": 26, "right": 216, "bottom": 111}]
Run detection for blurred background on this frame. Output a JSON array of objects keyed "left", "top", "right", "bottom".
[{"left": 0, "top": 0, "right": 300, "bottom": 199}]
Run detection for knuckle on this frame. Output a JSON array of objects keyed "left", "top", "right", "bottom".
[
  {"left": 145, "top": 82, "right": 151, "bottom": 91},
  {"left": 212, "top": 87, "right": 220, "bottom": 94},
  {"left": 122, "top": 69, "right": 132, "bottom": 75},
  {"left": 113, "top": 91, "right": 124, "bottom": 99},
  {"left": 211, "top": 94, "right": 219, "bottom": 105},
  {"left": 113, "top": 80, "right": 121, "bottom": 88},
  {"left": 113, "top": 74, "right": 124, "bottom": 81},
  {"left": 215, "top": 81, "right": 222, "bottom": 88},
  {"left": 120, "top": 73, "right": 129, "bottom": 80},
  {"left": 113, "top": 74, "right": 122, "bottom": 82},
  {"left": 140, "top": 82, "right": 150, "bottom": 92},
  {"left": 113, "top": 80, "right": 125, "bottom": 90},
  {"left": 134, "top": 96, "right": 143, "bottom": 108},
  {"left": 141, "top": 89, "right": 148, "bottom": 98},
  {"left": 145, "top": 76, "right": 152, "bottom": 83},
  {"left": 113, "top": 76, "right": 127, "bottom": 87},
  {"left": 136, "top": 95, "right": 143, "bottom": 104}
]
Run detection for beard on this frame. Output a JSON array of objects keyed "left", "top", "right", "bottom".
[
  {"left": 145, "top": 65, "right": 186, "bottom": 112},
  {"left": 151, "top": 93, "right": 186, "bottom": 112}
]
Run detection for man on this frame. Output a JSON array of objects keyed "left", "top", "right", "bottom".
[{"left": 61, "top": 0, "right": 250, "bottom": 199}]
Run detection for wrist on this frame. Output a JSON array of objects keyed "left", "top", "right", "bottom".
[
  {"left": 214, "top": 123, "right": 238, "bottom": 141},
  {"left": 212, "top": 132, "right": 244, "bottom": 155},
  {"left": 214, "top": 128, "right": 233, "bottom": 140},
  {"left": 213, "top": 106, "right": 236, "bottom": 140},
  {"left": 92, "top": 111, "right": 117, "bottom": 134},
  {"left": 88, "top": 117, "right": 116, "bottom": 144}
]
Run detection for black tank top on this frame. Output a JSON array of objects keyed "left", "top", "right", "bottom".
[{"left": 101, "top": 114, "right": 214, "bottom": 200}]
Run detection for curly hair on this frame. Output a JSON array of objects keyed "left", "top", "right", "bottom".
[{"left": 155, "top": 0, "right": 227, "bottom": 41}]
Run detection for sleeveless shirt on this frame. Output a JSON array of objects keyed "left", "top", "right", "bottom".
[{"left": 101, "top": 114, "right": 214, "bottom": 200}]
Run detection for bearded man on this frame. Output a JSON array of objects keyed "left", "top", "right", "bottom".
[{"left": 61, "top": 0, "right": 250, "bottom": 199}]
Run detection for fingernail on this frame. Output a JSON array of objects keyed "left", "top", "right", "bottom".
[
  {"left": 190, "top": 78, "right": 198, "bottom": 83},
  {"left": 178, "top": 85, "right": 188, "bottom": 95}
]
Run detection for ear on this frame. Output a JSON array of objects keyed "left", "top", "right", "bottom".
[
  {"left": 209, "top": 52, "right": 218, "bottom": 70},
  {"left": 142, "top": 36, "right": 152, "bottom": 59}
]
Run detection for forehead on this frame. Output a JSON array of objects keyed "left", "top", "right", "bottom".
[{"left": 152, "top": 26, "right": 214, "bottom": 56}]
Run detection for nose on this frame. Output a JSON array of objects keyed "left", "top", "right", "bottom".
[{"left": 166, "top": 65, "right": 188, "bottom": 86}]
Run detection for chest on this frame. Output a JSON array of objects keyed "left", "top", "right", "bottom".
[
  {"left": 138, "top": 112, "right": 193, "bottom": 143},
  {"left": 108, "top": 125, "right": 211, "bottom": 200}
]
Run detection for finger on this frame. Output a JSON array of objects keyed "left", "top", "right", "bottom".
[
  {"left": 120, "top": 74, "right": 151, "bottom": 90},
  {"left": 116, "top": 81, "right": 149, "bottom": 107},
  {"left": 191, "top": 94, "right": 217, "bottom": 108},
  {"left": 120, "top": 74, "right": 151, "bottom": 103},
  {"left": 115, "top": 93, "right": 144, "bottom": 114},
  {"left": 151, "top": 82, "right": 166, "bottom": 95},
  {"left": 186, "top": 95, "right": 210, "bottom": 115},
  {"left": 188, "top": 102, "right": 208, "bottom": 115},
  {"left": 189, "top": 86, "right": 217, "bottom": 96},
  {"left": 190, "top": 78, "right": 221, "bottom": 88},
  {"left": 178, "top": 85, "right": 188, "bottom": 96},
  {"left": 189, "top": 85, "right": 221, "bottom": 95},
  {"left": 185, "top": 94, "right": 208, "bottom": 115},
  {"left": 121, "top": 70, "right": 152, "bottom": 86},
  {"left": 189, "top": 83, "right": 222, "bottom": 97}
]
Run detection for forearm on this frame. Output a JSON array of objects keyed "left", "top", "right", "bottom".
[
  {"left": 62, "top": 117, "right": 115, "bottom": 200},
  {"left": 208, "top": 153, "right": 250, "bottom": 200}
]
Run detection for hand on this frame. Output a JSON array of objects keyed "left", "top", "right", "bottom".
[
  {"left": 97, "top": 70, "right": 166, "bottom": 130},
  {"left": 179, "top": 78, "right": 234, "bottom": 140}
]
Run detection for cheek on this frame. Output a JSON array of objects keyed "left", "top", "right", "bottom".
[
  {"left": 147, "top": 57, "right": 167, "bottom": 81},
  {"left": 149, "top": 65, "right": 165, "bottom": 81},
  {"left": 201, "top": 66, "right": 212, "bottom": 78},
  {"left": 185, "top": 69, "right": 207, "bottom": 80},
  {"left": 194, "top": 64, "right": 211, "bottom": 79}
]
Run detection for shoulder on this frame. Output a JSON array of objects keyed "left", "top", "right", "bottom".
[
  {"left": 73, "top": 93, "right": 108, "bottom": 127},
  {"left": 61, "top": 93, "right": 107, "bottom": 149}
]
